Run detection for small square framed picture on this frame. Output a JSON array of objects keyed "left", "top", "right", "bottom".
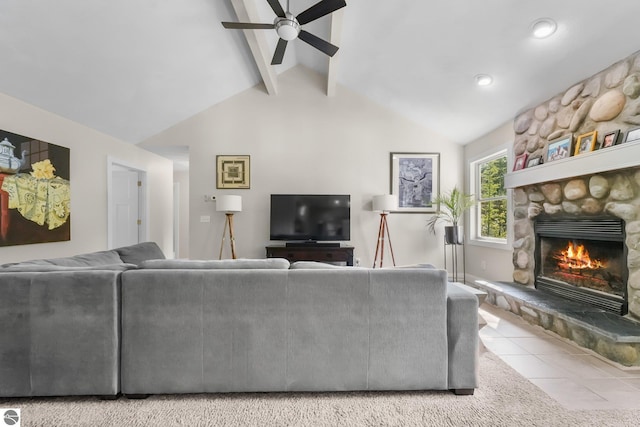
[
  {"left": 624, "top": 126, "right": 640, "bottom": 144},
  {"left": 513, "top": 152, "right": 528, "bottom": 171},
  {"left": 601, "top": 130, "right": 620, "bottom": 149},
  {"left": 216, "top": 155, "right": 250, "bottom": 189},
  {"left": 546, "top": 134, "right": 572, "bottom": 162},
  {"left": 527, "top": 156, "right": 543, "bottom": 168},
  {"left": 574, "top": 131, "right": 597, "bottom": 156}
]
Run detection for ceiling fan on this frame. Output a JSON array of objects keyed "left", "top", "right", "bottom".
[{"left": 222, "top": 0, "right": 347, "bottom": 65}]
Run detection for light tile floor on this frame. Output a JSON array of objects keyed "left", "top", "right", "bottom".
[{"left": 480, "top": 303, "right": 640, "bottom": 410}]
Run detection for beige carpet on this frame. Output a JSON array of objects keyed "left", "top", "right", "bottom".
[{"left": 2, "top": 352, "right": 638, "bottom": 427}]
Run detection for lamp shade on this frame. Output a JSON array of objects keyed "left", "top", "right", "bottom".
[
  {"left": 372, "top": 194, "right": 397, "bottom": 213},
  {"left": 216, "top": 195, "right": 242, "bottom": 212}
]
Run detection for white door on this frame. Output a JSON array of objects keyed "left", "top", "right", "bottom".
[{"left": 112, "top": 169, "right": 140, "bottom": 248}]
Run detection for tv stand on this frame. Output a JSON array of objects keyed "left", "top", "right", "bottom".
[
  {"left": 285, "top": 241, "right": 340, "bottom": 248},
  {"left": 266, "top": 245, "right": 354, "bottom": 266}
]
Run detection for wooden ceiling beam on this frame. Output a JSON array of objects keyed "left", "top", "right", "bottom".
[
  {"left": 326, "top": 8, "right": 344, "bottom": 97},
  {"left": 230, "top": 0, "right": 278, "bottom": 95}
]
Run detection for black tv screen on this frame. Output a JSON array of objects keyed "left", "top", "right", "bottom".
[{"left": 270, "top": 194, "right": 351, "bottom": 241}]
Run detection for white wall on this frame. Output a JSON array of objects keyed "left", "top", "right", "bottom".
[
  {"left": 464, "top": 120, "right": 514, "bottom": 282},
  {"left": 142, "top": 66, "right": 464, "bottom": 267},
  {"left": 174, "top": 169, "right": 190, "bottom": 258},
  {"left": 0, "top": 92, "right": 174, "bottom": 264}
]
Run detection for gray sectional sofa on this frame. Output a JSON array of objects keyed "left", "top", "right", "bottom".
[{"left": 1, "top": 245, "right": 479, "bottom": 398}]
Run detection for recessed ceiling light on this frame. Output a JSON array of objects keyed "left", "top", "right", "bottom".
[
  {"left": 475, "top": 74, "right": 493, "bottom": 86},
  {"left": 531, "top": 18, "right": 557, "bottom": 38}
]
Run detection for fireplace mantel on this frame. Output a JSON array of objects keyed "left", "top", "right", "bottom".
[{"left": 505, "top": 140, "right": 640, "bottom": 189}]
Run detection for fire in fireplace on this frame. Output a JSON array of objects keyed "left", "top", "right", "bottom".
[
  {"left": 540, "top": 238, "right": 625, "bottom": 297},
  {"left": 535, "top": 216, "right": 628, "bottom": 315}
]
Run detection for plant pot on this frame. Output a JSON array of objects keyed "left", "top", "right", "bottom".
[{"left": 444, "top": 225, "right": 464, "bottom": 245}]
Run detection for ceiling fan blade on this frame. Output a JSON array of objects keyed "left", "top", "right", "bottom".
[
  {"left": 296, "top": 0, "right": 346, "bottom": 25},
  {"left": 266, "top": 0, "right": 286, "bottom": 18},
  {"left": 271, "top": 38, "right": 288, "bottom": 65},
  {"left": 221, "top": 22, "right": 275, "bottom": 29},
  {"left": 298, "top": 30, "right": 339, "bottom": 57}
]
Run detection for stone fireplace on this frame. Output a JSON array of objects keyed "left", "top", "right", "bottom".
[
  {"left": 511, "top": 169, "right": 640, "bottom": 321},
  {"left": 486, "top": 50, "right": 640, "bottom": 366},
  {"left": 504, "top": 49, "right": 640, "bottom": 321}
]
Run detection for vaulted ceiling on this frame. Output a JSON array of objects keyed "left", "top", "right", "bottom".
[{"left": 2, "top": 0, "right": 640, "bottom": 145}]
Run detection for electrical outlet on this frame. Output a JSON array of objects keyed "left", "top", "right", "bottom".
[
  {"left": 204, "top": 195, "right": 215, "bottom": 202},
  {"left": 481, "top": 260, "right": 487, "bottom": 270},
  {"left": 200, "top": 215, "right": 210, "bottom": 223},
  {"left": 355, "top": 258, "right": 361, "bottom": 266}
]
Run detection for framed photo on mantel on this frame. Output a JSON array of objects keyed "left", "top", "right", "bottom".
[
  {"left": 574, "top": 131, "right": 597, "bottom": 156},
  {"left": 600, "top": 130, "right": 620, "bottom": 149},
  {"left": 513, "top": 152, "right": 528, "bottom": 171},
  {"left": 546, "top": 134, "right": 572, "bottom": 163},
  {"left": 390, "top": 152, "right": 440, "bottom": 213},
  {"left": 624, "top": 126, "right": 640, "bottom": 144}
]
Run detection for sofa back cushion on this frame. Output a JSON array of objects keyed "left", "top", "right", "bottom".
[
  {"left": 290, "top": 261, "right": 348, "bottom": 269},
  {"left": 138, "top": 258, "right": 290, "bottom": 270},
  {"left": 0, "top": 264, "right": 137, "bottom": 273},
  {"left": 4, "top": 249, "right": 122, "bottom": 267},
  {"left": 115, "top": 242, "right": 165, "bottom": 265}
]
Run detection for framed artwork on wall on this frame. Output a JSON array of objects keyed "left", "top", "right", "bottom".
[
  {"left": 216, "top": 155, "right": 250, "bottom": 189},
  {"left": 0, "top": 129, "right": 70, "bottom": 247},
  {"left": 546, "top": 134, "right": 572, "bottom": 163},
  {"left": 389, "top": 152, "right": 440, "bottom": 213},
  {"left": 574, "top": 131, "right": 597, "bottom": 156}
]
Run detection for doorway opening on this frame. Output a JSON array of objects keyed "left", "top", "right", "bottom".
[{"left": 107, "top": 159, "right": 147, "bottom": 249}]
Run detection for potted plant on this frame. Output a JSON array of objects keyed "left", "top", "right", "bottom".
[{"left": 427, "top": 186, "right": 476, "bottom": 245}]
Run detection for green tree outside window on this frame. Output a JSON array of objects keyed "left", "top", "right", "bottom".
[{"left": 478, "top": 156, "right": 507, "bottom": 239}]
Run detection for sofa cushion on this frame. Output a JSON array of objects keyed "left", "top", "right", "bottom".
[
  {"left": 5, "top": 250, "right": 122, "bottom": 267},
  {"left": 394, "top": 263, "right": 436, "bottom": 269},
  {"left": 289, "top": 261, "right": 346, "bottom": 269},
  {"left": 0, "top": 263, "right": 137, "bottom": 273},
  {"left": 115, "top": 242, "right": 165, "bottom": 265},
  {"left": 139, "top": 258, "right": 290, "bottom": 270}
]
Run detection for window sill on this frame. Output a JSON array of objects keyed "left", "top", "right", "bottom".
[{"left": 468, "top": 238, "right": 510, "bottom": 251}]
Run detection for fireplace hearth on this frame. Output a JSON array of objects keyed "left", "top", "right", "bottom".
[{"left": 534, "top": 216, "right": 628, "bottom": 315}]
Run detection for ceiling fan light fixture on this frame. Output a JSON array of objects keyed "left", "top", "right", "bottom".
[
  {"left": 222, "top": 0, "right": 345, "bottom": 65},
  {"left": 475, "top": 74, "right": 493, "bottom": 87},
  {"left": 531, "top": 18, "right": 557, "bottom": 39},
  {"left": 275, "top": 15, "right": 300, "bottom": 41}
]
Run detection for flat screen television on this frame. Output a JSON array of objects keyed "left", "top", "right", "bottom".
[{"left": 270, "top": 194, "right": 351, "bottom": 242}]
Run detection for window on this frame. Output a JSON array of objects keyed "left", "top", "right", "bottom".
[{"left": 470, "top": 149, "right": 508, "bottom": 245}]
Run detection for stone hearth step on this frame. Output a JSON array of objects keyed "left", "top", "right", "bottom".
[{"left": 471, "top": 280, "right": 640, "bottom": 367}]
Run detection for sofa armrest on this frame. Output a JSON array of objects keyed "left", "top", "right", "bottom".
[{"left": 446, "top": 283, "right": 479, "bottom": 391}]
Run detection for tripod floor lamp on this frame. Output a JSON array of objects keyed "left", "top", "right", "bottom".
[
  {"left": 217, "top": 195, "right": 242, "bottom": 259},
  {"left": 372, "top": 194, "right": 397, "bottom": 268}
]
